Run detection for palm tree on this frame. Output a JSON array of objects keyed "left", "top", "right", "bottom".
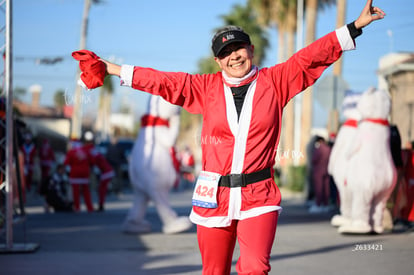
[
  {"left": 186, "top": 3, "right": 269, "bottom": 155},
  {"left": 248, "top": 0, "right": 288, "bottom": 62},
  {"left": 197, "top": 56, "right": 220, "bottom": 75},
  {"left": 300, "top": 0, "right": 336, "bottom": 164},
  {"left": 197, "top": 4, "right": 269, "bottom": 75},
  {"left": 249, "top": 0, "right": 297, "bottom": 166},
  {"left": 12, "top": 87, "right": 26, "bottom": 101},
  {"left": 222, "top": 4, "right": 270, "bottom": 67},
  {"left": 283, "top": 0, "right": 298, "bottom": 167},
  {"left": 53, "top": 89, "right": 66, "bottom": 116},
  {"left": 328, "top": 0, "right": 347, "bottom": 134}
]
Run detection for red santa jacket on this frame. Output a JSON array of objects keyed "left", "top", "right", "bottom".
[
  {"left": 120, "top": 26, "right": 355, "bottom": 227},
  {"left": 64, "top": 145, "right": 94, "bottom": 185},
  {"left": 88, "top": 147, "right": 114, "bottom": 181},
  {"left": 39, "top": 140, "right": 55, "bottom": 168}
]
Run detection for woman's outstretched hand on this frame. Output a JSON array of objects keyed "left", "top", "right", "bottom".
[
  {"left": 100, "top": 59, "right": 121, "bottom": 77},
  {"left": 355, "top": 0, "right": 385, "bottom": 29}
]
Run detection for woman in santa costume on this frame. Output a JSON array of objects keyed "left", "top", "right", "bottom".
[{"left": 74, "top": 1, "right": 384, "bottom": 273}]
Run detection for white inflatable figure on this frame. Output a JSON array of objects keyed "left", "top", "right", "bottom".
[
  {"left": 328, "top": 90, "right": 362, "bottom": 227},
  {"left": 122, "top": 95, "right": 193, "bottom": 234},
  {"left": 339, "top": 88, "right": 397, "bottom": 234}
]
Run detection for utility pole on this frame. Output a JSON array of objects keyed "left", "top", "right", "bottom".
[
  {"left": 293, "top": 0, "right": 304, "bottom": 165},
  {"left": 70, "top": 0, "right": 91, "bottom": 139},
  {"left": 328, "top": 0, "right": 347, "bottom": 135},
  {"left": 3, "top": 0, "right": 14, "bottom": 251}
]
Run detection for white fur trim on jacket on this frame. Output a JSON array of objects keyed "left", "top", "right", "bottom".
[
  {"left": 335, "top": 25, "right": 356, "bottom": 51},
  {"left": 120, "top": 64, "right": 134, "bottom": 87}
]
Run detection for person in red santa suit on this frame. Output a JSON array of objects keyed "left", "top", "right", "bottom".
[
  {"left": 83, "top": 131, "right": 115, "bottom": 212},
  {"left": 39, "top": 139, "right": 55, "bottom": 178},
  {"left": 94, "top": 152, "right": 114, "bottom": 211},
  {"left": 38, "top": 138, "right": 56, "bottom": 195},
  {"left": 75, "top": 1, "right": 384, "bottom": 273},
  {"left": 63, "top": 135, "right": 95, "bottom": 213},
  {"left": 310, "top": 136, "right": 332, "bottom": 213},
  {"left": 20, "top": 132, "right": 37, "bottom": 192},
  {"left": 394, "top": 147, "right": 414, "bottom": 229}
]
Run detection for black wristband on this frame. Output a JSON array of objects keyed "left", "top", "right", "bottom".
[{"left": 347, "top": 21, "right": 363, "bottom": 39}]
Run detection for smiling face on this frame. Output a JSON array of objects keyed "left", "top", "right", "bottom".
[{"left": 214, "top": 42, "right": 254, "bottom": 78}]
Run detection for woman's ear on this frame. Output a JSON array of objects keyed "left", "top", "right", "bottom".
[{"left": 214, "top": 57, "right": 223, "bottom": 70}]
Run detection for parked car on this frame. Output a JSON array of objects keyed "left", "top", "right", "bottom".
[
  {"left": 96, "top": 140, "right": 110, "bottom": 156},
  {"left": 96, "top": 138, "right": 134, "bottom": 179}
]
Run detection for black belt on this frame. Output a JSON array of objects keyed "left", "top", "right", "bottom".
[{"left": 218, "top": 168, "right": 272, "bottom": 188}]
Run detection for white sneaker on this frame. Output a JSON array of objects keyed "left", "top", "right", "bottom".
[
  {"left": 162, "top": 216, "right": 193, "bottom": 234},
  {"left": 330, "top": 215, "right": 351, "bottom": 227},
  {"left": 338, "top": 220, "right": 371, "bottom": 234},
  {"left": 373, "top": 225, "right": 384, "bottom": 234}
]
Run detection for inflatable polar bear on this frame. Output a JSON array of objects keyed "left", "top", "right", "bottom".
[
  {"left": 328, "top": 90, "right": 362, "bottom": 227},
  {"left": 122, "top": 95, "right": 193, "bottom": 234},
  {"left": 338, "top": 88, "right": 397, "bottom": 234}
]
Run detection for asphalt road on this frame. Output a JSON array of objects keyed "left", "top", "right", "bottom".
[{"left": 1, "top": 188, "right": 413, "bottom": 275}]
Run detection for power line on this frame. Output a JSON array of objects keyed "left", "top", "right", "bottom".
[
  {"left": 13, "top": 74, "right": 73, "bottom": 81},
  {"left": 14, "top": 56, "right": 66, "bottom": 65}
]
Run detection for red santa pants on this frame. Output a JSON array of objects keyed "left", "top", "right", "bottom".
[
  {"left": 98, "top": 178, "right": 111, "bottom": 207},
  {"left": 197, "top": 211, "right": 278, "bottom": 275},
  {"left": 71, "top": 184, "right": 94, "bottom": 212}
]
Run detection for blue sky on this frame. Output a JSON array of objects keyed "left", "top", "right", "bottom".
[{"left": 5, "top": 0, "right": 414, "bottom": 125}]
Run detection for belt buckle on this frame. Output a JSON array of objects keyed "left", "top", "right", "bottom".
[{"left": 229, "top": 174, "right": 245, "bottom": 188}]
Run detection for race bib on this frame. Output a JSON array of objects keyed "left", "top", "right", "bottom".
[{"left": 192, "top": 171, "right": 221, "bottom": 208}]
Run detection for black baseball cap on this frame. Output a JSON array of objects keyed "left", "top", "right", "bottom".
[{"left": 212, "top": 26, "right": 251, "bottom": 57}]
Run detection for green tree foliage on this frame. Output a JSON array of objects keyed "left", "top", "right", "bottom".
[
  {"left": 197, "top": 3, "right": 268, "bottom": 75},
  {"left": 54, "top": 89, "right": 66, "bottom": 115},
  {"left": 220, "top": 4, "right": 269, "bottom": 67},
  {"left": 197, "top": 56, "right": 220, "bottom": 75},
  {"left": 102, "top": 75, "right": 114, "bottom": 95},
  {"left": 12, "top": 87, "right": 27, "bottom": 101}
]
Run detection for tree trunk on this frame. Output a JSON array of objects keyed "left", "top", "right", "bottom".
[
  {"left": 300, "top": 0, "right": 318, "bottom": 164},
  {"left": 281, "top": 3, "right": 297, "bottom": 166},
  {"left": 329, "top": 0, "right": 346, "bottom": 134}
]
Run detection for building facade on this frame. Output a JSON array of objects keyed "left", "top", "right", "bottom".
[{"left": 378, "top": 53, "right": 414, "bottom": 148}]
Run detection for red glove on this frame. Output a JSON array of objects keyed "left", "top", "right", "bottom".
[{"left": 72, "top": 50, "right": 106, "bottom": 89}]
